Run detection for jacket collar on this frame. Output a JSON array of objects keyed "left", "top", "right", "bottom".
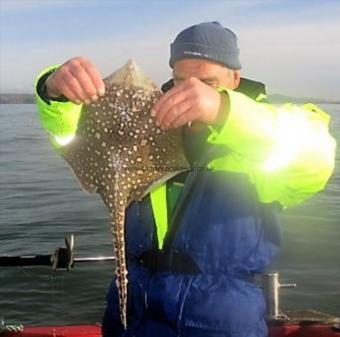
[{"left": 161, "top": 77, "right": 267, "bottom": 100}]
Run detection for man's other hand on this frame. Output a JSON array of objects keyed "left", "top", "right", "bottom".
[
  {"left": 151, "top": 77, "right": 228, "bottom": 129},
  {"left": 45, "top": 57, "right": 105, "bottom": 105}
]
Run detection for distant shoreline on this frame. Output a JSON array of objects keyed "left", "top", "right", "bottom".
[
  {"left": 0, "top": 93, "right": 339, "bottom": 105},
  {"left": 0, "top": 94, "right": 35, "bottom": 104}
]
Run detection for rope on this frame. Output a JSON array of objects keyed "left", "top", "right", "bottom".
[{"left": 0, "top": 324, "right": 24, "bottom": 334}]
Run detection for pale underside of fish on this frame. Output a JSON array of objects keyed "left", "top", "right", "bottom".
[{"left": 59, "top": 60, "right": 189, "bottom": 329}]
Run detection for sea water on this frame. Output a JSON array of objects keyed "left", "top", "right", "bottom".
[{"left": 0, "top": 104, "right": 339, "bottom": 325}]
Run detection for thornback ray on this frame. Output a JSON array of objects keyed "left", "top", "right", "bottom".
[{"left": 59, "top": 59, "right": 189, "bottom": 329}]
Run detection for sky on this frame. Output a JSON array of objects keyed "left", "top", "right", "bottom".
[{"left": 0, "top": 0, "right": 339, "bottom": 100}]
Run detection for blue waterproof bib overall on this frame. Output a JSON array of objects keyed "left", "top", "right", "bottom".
[{"left": 102, "top": 168, "right": 281, "bottom": 337}]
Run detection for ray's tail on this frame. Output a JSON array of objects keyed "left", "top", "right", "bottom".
[{"left": 110, "top": 205, "right": 128, "bottom": 330}]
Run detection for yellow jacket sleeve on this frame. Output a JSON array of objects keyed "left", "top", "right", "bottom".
[
  {"left": 207, "top": 88, "right": 336, "bottom": 208},
  {"left": 34, "top": 65, "right": 83, "bottom": 149}
]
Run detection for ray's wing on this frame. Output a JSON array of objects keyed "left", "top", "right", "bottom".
[
  {"left": 60, "top": 138, "right": 99, "bottom": 194},
  {"left": 59, "top": 103, "right": 106, "bottom": 195}
]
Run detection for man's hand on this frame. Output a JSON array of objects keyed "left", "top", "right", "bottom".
[
  {"left": 151, "top": 77, "right": 229, "bottom": 130},
  {"left": 45, "top": 57, "right": 105, "bottom": 105}
]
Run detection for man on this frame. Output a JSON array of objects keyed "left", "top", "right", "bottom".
[{"left": 35, "top": 22, "right": 335, "bottom": 337}]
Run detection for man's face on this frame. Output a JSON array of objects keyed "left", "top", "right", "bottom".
[{"left": 172, "top": 58, "right": 240, "bottom": 89}]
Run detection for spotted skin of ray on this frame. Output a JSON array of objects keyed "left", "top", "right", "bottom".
[{"left": 59, "top": 60, "right": 189, "bottom": 329}]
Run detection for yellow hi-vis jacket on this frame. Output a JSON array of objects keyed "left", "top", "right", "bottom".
[{"left": 35, "top": 65, "right": 336, "bottom": 214}]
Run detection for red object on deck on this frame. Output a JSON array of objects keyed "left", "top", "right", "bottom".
[
  {"left": 2, "top": 323, "right": 340, "bottom": 337},
  {"left": 269, "top": 324, "right": 339, "bottom": 337},
  {"left": 2, "top": 325, "right": 102, "bottom": 337}
]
